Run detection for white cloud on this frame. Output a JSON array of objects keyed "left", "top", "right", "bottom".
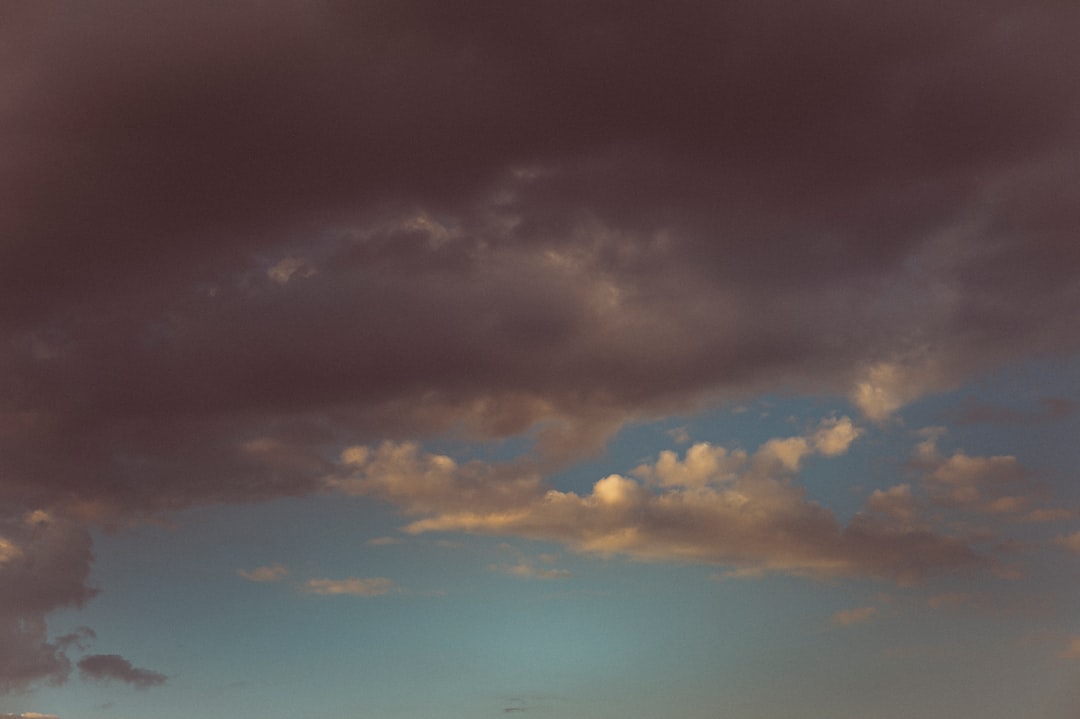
[{"left": 912, "top": 436, "right": 1031, "bottom": 515}]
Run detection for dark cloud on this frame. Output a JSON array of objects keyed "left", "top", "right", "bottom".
[
  {"left": 2, "top": 0, "right": 1079, "bottom": 517},
  {"left": 946, "top": 396, "right": 1076, "bottom": 425},
  {"left": 0, "top": 513, "right": 96, "bottom": 693},
  {"left": 77, "top": 654, "right": 167, "bottom": 689}
]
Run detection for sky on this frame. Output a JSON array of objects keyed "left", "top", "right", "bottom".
[{"left": 1, "top": 1, "right": 1079, "bottom": 717}]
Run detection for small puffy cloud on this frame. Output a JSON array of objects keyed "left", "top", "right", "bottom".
[
  {"left": 915, "top": 439, "right": 1030, "bottom": 514},
  {"left": 303, "top": 577, "right": 399, "bottom": 597},
  {"left": 927, "top": 452, "right": 1025, "bottom": 506},
  {"left": 633, "top": 443, "right": 746, "bottom": 488},
  {"left": 812, "top": 416, "right": 863, "bottom": 457},
  {"left": 77, "top": 654, "right": 167, "bottom": 689},
  {"left": 238, "top": 564, "right": 288, "bottom": 582},
  {"left": 1053, "top": 530, "right": 1080, "bottom": 553},
  {"left": 851, "top": 359, "right": 946, "bottom": 423},
  {"left": 830, "top": 607, "right": 877, "bottom": 626}
]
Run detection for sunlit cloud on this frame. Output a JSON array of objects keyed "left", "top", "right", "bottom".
[{"left": 330, "top": 420, "right": 985, "bottom": 584}]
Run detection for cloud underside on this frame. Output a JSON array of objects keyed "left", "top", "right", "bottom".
[
  {"left": 2, "top": 0, "right": 1079, "bottom": 520},
  {"left": 330, "top": 421, "right": 990, "bottom": 585}
]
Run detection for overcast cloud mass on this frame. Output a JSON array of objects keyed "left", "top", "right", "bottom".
[{"left": 1, "top": 2, "right": 1079, "bottom": 716}]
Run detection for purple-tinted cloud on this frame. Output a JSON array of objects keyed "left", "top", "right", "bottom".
[{"left": 1, "top": 0, "right": 1078, "bottom": 519}]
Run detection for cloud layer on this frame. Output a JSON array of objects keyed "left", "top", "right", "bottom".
[{"left": 2, "top": 0, "right": 1079, "bottom": 520}]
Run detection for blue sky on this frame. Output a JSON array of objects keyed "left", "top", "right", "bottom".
[{"left": 2, "top": 2, "right": 1080, "bottom": 718}]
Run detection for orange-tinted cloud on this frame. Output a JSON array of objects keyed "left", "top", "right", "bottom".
[{"left": 331, "top": 423, "right": 983, "bottom": 584}]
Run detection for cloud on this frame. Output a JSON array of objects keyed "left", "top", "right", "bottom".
[
  {"left": 303, "top": 578, "right": 399, "bottom": 597},
  {"left": 913, "top": 436, "right": 1032, "bottom": 514},
  {"left": 1053, "top": 530, "right": 1080, "bottom": 554},
  {"left": 865, "top": 485, "right": 920, "bottom": 528},
  {"left": 331, "top": 425, "right": 984, "bottom": 584},
  {"left": 1023, "top": 508, "right": 1077, "bottom": 524},
  {"left": 0, "top": 714, "right": 62, "bottom": 719},
  {"left": 238, "top": 564, "right": 288, "bottom": 582},
  {"left": 946, "top": 396, "right": 1076, "bottom": 425},
  {"left": 830, "top": 607, "right": 877, "bottom": 626},
  {"left": 0, "top": 0, "right": 1078, "bottom": 524},
  {"left": 1058, "top": 637, "right": 1080, "bottom": 660},
  {"left": 0, "top": 512, "right": 97, "bottom": 693},
  {"left": 366, "top": 536, "right": 402, "bottom": 546},
  {"left": 77, "top": 654, "right": 167, "bottom": 689},
  {"left": 851, "top": 359, "right": 948, "bottom": 423}
]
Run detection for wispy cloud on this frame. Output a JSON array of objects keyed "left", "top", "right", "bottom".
[
  {"left": 492, "top": 563, "right": 571, "bottom": 580},
  {"left": 303, "top": 577, "right": 399, "bottom": 597},
  {"left": 238, "top": 563, "right": 288, "bottom": 582},
  {"left": 830, "top": 607, "right": 878, "bottom": 627},
  {"left": 1053, "top": 530, "right": 1080, "bottom": 553}
]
